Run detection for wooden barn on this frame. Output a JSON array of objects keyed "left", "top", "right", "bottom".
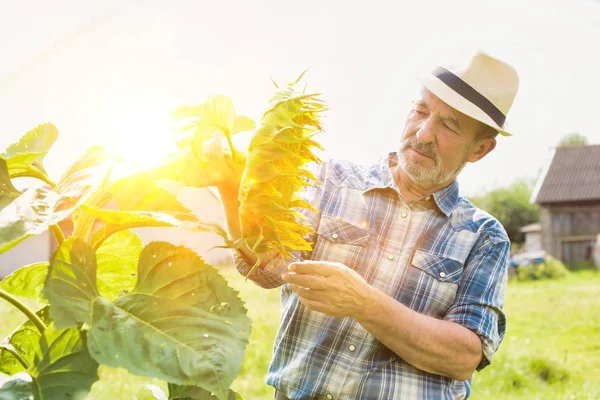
[{"left": 531, "top": 144, "right": 600, "bottom": 265}]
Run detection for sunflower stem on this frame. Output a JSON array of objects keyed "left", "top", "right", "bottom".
[
  {"left": 0, "top": 289, "right": 46, "bottom": 333},
  {"left": 49, "top": 224, "right": 65, "bottom": 246},
  {"left": 0, "top": 344, "right": 30, "bottom": 370}
]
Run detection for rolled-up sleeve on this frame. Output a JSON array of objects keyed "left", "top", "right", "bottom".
[
  {"left": 443, "top": 237, "right": 510, "bottom": 371},
  {"left": 232, "top": 162, "right": 327, "bottom": 288}
]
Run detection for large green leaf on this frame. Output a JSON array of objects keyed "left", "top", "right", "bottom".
[
  {"left": 84, "top": 206, "right": 197, "bottom": 235},
  {"left": 0, "top": 372, "right": 32, "bottom": 400},
  {"left": 0, "top": 263, "right": 48, "bottom": 303},
  {"left": 168, "top": 383, "right": 243, "bottom": 400},
  {"left": 1, "top": 124, "right": 58, "bottom": 184},
  {"left": 43, "top": 238, "right": 249, "bottom": 400},
  {"left": 109, "top": 173, "right": 191, "bottom": 214},
  {"left": 51, "top": 146, "right": 112, "bottom": 216},
  {"left": 172, "top": 96, "right": 255, "bottom": 141},
  {"left": 83, "top": 206, "right": 230, "bottom": 250},
  {"left": 82, "top": 172, "right": 220, "bottom": 248},
  {"left": 0, "top": 160, "right": 20, "bottom": 210},
  {"left": 95, "top": 230, "right": 143, "bottom": 300},
  {"left": 0, "top": 324, "right": 98, "bottom": 400},
  {"left": 133, "top": 242, "right": 244, "bottom": 310},
  {"left": 88, "top": 295, "right": 247, "bottom": 400},
  {"left": 44, "top": 238, "right": 99, "bottom": 329},
  {"left": 0, "top": 147, "right": 112, "bottom": 254},
  {"left": 87, "top": 241, "right": 250, "bottom": 400},
  {"left": 0, "top": 308, "right": 51, "bottom": 375},
  {"left": 29, "top": 324, "right": 98, "bottom": 399}
]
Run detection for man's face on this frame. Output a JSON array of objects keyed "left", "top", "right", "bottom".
[{"left": 398, "top": 87, "right": 488, "bottom": 188}]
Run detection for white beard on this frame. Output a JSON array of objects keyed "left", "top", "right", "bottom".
[{"left": 398, "top": 139, "right": 470, "bottom": 187}]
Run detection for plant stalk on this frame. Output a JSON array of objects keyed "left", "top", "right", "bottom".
[
  {"left": 0, "top": 344, "right": 29, "bottom": 370},
  {"left": 11, "top": 171, "right": 56, "bottom": 188},
  {"left": 49, "top": 224, "right": 65, "bottom": 246},
  {"left": 0, "top": 289, "right": 46, "bottom": 333}
]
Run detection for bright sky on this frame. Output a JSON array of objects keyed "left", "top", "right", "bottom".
[{"left": 1, "top": 0, "right": 600, "bottom": 196}]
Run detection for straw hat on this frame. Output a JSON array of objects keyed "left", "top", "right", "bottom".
[{"left": 417, "top": 50, "right": 519, "bottom": 136}]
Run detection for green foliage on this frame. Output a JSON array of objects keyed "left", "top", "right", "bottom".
[
  {"left": 528, "top": 358, "right": 570, "bottom": 384},
  {"left": 567, "top": 259, "right": 596, "bottom": 271},
  {"left": 516, "top": 257, "right": 569, "bottom": 281},
  {"left": 166, "top": 95, "right": 255, "bottom": 189},
  {"left": 85, "top": 241, "right": 250, "bottom": 400},
  {"left": 0, "top": 110, "right": 254, "bottom": 399},
  {"left": 28, "top": 324, "right": 99, "bottom": 399},
  {"left": 42, "top": 226, "right": 250, "bottom": 400},
  {"left": 0, "top": 307, "right": 51, "bottom": 376},
  {"left": 1, "top": 123, "right": 58, "bottom": 185},
  {"left": 0, "top": 323, "right": 99, "bottom": 400},
  {"left": 0, "top": 372, "right": 32, "bottom": 400},
  {"left": 469, "top": 178, "right": 539, "bottom": 243},
  {"left": 0, "top": 263, "right": 48, "bottom": 303},
  {"left": 44, "top": 238, "right": 99, "bottom": 328},
  {"left": 0, "top": 159, "right": 21, "bottom": 209},
  {"left": 0, "top": 84, "right": 316, "bottom": 399},
  {"left": 558, "top": 132, "right": 588, "bottom": 147},
  {"left": 0, "top": 146, "right": 112, "bottom": 254},
  {"left": 167, "top": 383, "right": 244, "bottom": 399}
]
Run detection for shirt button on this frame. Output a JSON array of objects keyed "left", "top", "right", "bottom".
[
  {"left": 348, "top": 344, "right": 356, "bottom": 352},
  {"left": 401, "top": 212, "right": 408, "bottom": 218},
  {"left": 326, "top": 395, "right": 334, "bottom": 400},
  {"left": 331, "top": 233, "right": 338, "bottom": 239},
  {"left": 425, "top": 196, "right": 432, "bottom": 201},
  {"left": 387, "top": 254, "right": 394, "bottom": 261},
  {"left": 439, "top": 272, "right": 447, "bottom": 278}
]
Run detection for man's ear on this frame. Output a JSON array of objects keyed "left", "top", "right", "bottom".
[{"left": 467, "top": 137, "right": 496, "bottom": 163}]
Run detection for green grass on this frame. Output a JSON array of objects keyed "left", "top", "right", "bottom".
[
  {"left": 1, "top": 269, "right": 598, "bottom": 399},
  {"left": 471, "top": 270, "right": 600, "bottom": 400}
]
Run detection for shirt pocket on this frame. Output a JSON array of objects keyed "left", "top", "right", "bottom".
[
  {"left": 312, "top": 215, "right": 370, "bottom": 270},
  {"left": 398, "top": 249, "right": 463, "bottom": 318}
]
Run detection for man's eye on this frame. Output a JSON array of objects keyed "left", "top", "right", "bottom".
[
  {"left": 413, "top": 109, "right": 426, "bottom": 115},
  {"left": 444, "top": 123, "right": 458, "bottom": 133}
]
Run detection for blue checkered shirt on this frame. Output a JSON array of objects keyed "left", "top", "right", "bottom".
[{"left": 235, "top": 153, "right": 509, "bottom": 400}]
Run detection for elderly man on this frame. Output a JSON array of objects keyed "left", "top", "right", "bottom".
[{"left": 218, "top": 50, "right": 519, "bottom": 400}]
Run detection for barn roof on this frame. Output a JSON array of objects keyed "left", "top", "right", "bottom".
[{"left": 532, "top": 144, "right": 600, "bottom": 204}]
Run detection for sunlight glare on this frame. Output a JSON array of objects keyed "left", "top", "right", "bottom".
[{"left": 101, "top": 101, "right": 178, "bottom": 176}]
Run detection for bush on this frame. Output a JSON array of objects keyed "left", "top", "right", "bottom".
[
  {"left": 528, "top": 358, "right": 570, "bottom": 384},
  {"left": 516, "top": 257, "right": 569, "bottom": 281},
  {"left": 566, "top": 259, "right": 596, "bottom": 271}
]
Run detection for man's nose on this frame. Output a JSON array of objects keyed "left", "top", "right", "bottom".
[{"left": 415, "top": 117, "right": 436, "bottom": 144}]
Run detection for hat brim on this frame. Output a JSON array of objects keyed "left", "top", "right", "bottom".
[{"left": 416, "top": 73, "right": 511, "bottom": 136}]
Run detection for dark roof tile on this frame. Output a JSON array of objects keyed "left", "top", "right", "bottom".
[{"left": 533, "top": 144, "right": 600, "bottom": 203}]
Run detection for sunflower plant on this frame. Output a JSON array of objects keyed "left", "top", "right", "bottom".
[{"left": 0, "top": 74, "right": 325, "bottom": 399}]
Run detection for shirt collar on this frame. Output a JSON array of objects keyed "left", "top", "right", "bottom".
[{"left": 362, "top": 152, "right": 461, "bottom": 217}]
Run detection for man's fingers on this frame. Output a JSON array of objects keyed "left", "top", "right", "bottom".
[
  {"left": 282, "top": 272, "right": 327, "bottom": 289},
  {"left": 287, "top": 284, "right": 321, "bottom": 300},
  {"left": 288, "top": 261, "right": 341, "bottom": 277},
  {"left": 296, "top": 294, "right": 329, "bottom": 313}
]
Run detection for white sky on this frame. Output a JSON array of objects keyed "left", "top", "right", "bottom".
[{"left": 1, "top": 0, "right": 600, "bottom": 196}]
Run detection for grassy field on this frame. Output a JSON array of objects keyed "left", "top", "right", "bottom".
[{"left": 1, "top": 269, "right": 598, "bottom": 399}]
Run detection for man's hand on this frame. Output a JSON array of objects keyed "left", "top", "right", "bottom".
[{"left": 282, "top": 261, "right": 375, "bottom": 318}]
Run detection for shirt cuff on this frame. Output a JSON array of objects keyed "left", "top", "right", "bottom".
[
  {"left": 233, "top": 249, "right": 290, "bottom": 289},
  {"left": 444, "top": 302, "right": 506, "bottom": 371}
]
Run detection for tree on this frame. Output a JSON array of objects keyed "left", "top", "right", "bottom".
[
  {"left": 469, "top": 179, "right": 539, "bottom": 244},
  {"left": 558, "top": 132, "right": 588, "bottom": 147}
]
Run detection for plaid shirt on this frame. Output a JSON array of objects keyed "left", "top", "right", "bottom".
[{"left": 235, "top": 153, "right": 509, "bottom": 400}]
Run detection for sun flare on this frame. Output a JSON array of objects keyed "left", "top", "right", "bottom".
[{"left": 101, "top": 101, "right": 178, "bottom": 175}]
